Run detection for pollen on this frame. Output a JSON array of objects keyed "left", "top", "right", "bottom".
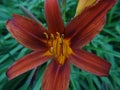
[{"left": 44, "top": 32, "right": 72, "bottom": 65}]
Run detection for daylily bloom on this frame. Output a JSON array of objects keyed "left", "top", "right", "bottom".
[{"left": 6, "top": 0, "right": 116, "bottom": 90}]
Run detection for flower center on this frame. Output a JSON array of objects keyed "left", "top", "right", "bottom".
[{"left": 44, "top": 32, "right": 72, "bottom": 65}]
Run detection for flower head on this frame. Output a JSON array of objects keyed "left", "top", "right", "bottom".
[{"left": 6, "top": 0, "right": 117, "bottom": 90}]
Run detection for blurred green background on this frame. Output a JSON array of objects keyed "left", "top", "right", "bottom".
[{"left": 0, "top": 0, "right": 120, "bottom": 90}]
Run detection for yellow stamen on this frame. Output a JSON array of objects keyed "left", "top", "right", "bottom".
[
  {"left": 50, "top": 34, "right": 54, "bottom": 40},
  {"left": 61, "top": 34, "right": 64, "bottom": 39},
  {"left": 44, "top": 32, "right": 72, "bottom": 65},
  {"left": 56, "top": 32, "right": 60, "bottom": 38},
  {"left": 44, "top": 32, "right": 49, "bottom": 39},
  {"left": 43, "top": 32, "right": 49, "bottom": 44},
  {"left": 50, "top": 34, "right": 54, "bottom": 47}
]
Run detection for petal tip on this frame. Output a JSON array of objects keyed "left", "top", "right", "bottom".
[
  {"left": 6, "top": 20, "right": 12, "bottom": 31},
  {"left": 12, "top": 14, "right": 19, "bottom": 17},
  {"left": 6, "top": 19, "right": 11, "bottom": 25},
  {"left": 96, "top": 62, "right": 111, "bottom": 76},
  {"left": 6, "top": 69, "right": 13, "bottom": 80}
]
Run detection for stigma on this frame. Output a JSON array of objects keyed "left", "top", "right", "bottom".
[{"left": 44, "top": 32, "right": 72, "bottom": 65}]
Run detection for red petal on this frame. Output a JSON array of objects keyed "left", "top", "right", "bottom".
[
  {"left": 6, "top": 50, "right": 52, "bottom": 80},
  {"left": 42, "top": 60, "right": 70, "bottom": 90},
  {"left": 71, "top": 16, "right": 106, "bottom": 48},
  {"left": 45, "top": 0, "right": 64, "bottom": 34},
  {"left": 65, "top": 0, "right": 117, "bottom": 48},
  {"left": 6, "top": 14, "right": 49, "bottom": 50},
  {"left": 69, "top": 49, "right": 111, "bottom": 76}
]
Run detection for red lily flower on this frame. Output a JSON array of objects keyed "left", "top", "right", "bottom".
[{"left": 6, "top": 0, "right": 116, "bottom": 90}]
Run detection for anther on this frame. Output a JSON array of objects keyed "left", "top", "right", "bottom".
[
  {"left": 56, "top": 32, "right": 60, "bottom": 38},
  {"left": 43, "top": 32, "right": 49, "bottom": 44},
  {"left": 50, "top": 34, "right": 54, "bottom": 40},
  {"left": 44, "top": 32, "right": 49, "bottom": 39},
  {"left": 61, "top": 34, "right": 64, "bottom": 39},
  {"left": 50, "top": 34, "right": 54, "bottom": 46},
  {"left": 49, "top": 47, "right": 54, "bottom": 53}
]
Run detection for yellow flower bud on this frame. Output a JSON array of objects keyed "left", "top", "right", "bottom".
[{"left": 75, "top": 0, "right": 100, "bottom": 16}]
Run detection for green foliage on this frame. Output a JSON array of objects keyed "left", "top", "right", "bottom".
[{"left": 0, "top": 0, "right": 120, "bottom": 90}]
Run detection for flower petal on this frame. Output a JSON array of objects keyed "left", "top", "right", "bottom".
[
  {"left": 69, "top": 49, "right": 111, "bottom": 76},
  {"left": 6, "top": 14, "right": 49, "bottom": 50},
  {"left": 44, "top": 0, "right": 64, "bottom": 34},
  {"left": 65, "top": 0, "right": 117, "bottom": 48},
  {"left": 72, "top": 16, "right": 106, "bottom": 48},
  {"left": 42, "top": 60, "right": 70, "bottom": 90},
  {"left": 6, "top": 50, "right": 52, "bottom": 80}
]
